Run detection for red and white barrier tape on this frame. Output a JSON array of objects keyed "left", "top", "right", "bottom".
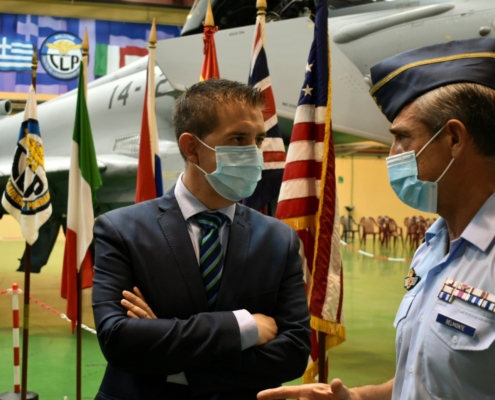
[
  {"left": 1, "top": 288, "right": 96, "bottom": 335},
  {"left": 340, "top": 240, "right": 413, "bottom": 262}
]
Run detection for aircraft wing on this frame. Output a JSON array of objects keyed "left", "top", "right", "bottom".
[{"left": 156, "top": 16, "right": 392, "bottom": 145}]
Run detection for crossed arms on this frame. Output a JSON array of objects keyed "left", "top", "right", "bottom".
[{"left": 92, "top": 212, "right": 311, "bottom": 395}]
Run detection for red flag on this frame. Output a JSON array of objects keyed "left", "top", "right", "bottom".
[
  {"left": 136, "top": 19, "right": 163, "bottom": 203},
  {"left": 200, "top": 0, "right": 219, "bottom": 81},
  {"left": 275, "top": 0, "right": 345, "bottom": 383}
]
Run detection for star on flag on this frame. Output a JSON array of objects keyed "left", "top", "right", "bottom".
[{"left": 301, "top": 84, "right": 313, "bottom": 96}]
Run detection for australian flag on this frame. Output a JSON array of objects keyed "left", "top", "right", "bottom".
[{"left": 243, "top": 13, "right": 286, "bottom": 213}]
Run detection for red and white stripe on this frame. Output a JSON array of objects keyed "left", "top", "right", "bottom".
[
  {"left": 11, "top": 283, "right": 20, "bottom": 393},
  {"left": 249, "top": 18, "right": 286, "bottom": 171}
]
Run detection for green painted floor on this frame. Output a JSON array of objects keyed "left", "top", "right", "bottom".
[{"left": 0, "top": 238, "right": 414, "bottom": 399}]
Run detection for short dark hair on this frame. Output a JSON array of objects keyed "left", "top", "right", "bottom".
[
  {"left": 415, "top": 83, "right": 495, "bottom": 157},
  {"left": 173, "top": 79, "right": 264, "bottom": 158}
]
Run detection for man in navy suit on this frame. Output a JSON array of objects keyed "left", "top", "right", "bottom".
[{"left": 92, "top": 79, "right": 311, "bottom": 400}]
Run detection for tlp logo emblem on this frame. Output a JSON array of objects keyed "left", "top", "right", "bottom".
[{"left": 40, "top": 32, "right": 83, "bottom": 80}]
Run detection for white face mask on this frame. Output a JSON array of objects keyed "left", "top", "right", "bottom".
[
  {"left": 192, "top": 137, "right": 264, "bottom": 202},
  {"left": 386, "top": 125, "right": 454, "bottom": 213}
]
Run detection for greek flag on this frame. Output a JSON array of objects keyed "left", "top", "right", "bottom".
[
  {"left": 0, "top": 37, "right": 34, "bottom": 71},
  {"left": 1, "top": 85, "right": 52, "bottom": 245},
  {"left": 0, "top": 13, "right": 181, "bottom": 94}
]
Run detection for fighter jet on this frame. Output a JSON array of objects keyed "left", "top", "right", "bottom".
[
  {"left": 0, "top": 0, "right": 494, "bottom": 270},
  {"left": 161, "top": 0, "right": 495, "bottom": 145}
]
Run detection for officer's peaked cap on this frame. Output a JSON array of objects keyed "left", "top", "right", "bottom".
[{"left": 369, "top": 38, "right": 495, "bottom": 122}]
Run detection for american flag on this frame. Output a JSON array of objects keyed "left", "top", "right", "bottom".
[
  {"left": 243, "top": 8, "right": 286, "bottom": 212},
  {"left": 275, "top": 0, "right": 345, "bottom": 383}
]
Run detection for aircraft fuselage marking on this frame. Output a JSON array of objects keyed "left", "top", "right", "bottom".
[
  {"left": 108, "top": 76, "right": 171, "bottom": 109},
  {"left": 108, "top": 86, "right": 118, "bottom": 109}
]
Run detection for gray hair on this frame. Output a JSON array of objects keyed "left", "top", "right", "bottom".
[{"left": 414, "top": 83, "right": 495, "bottom": 157}]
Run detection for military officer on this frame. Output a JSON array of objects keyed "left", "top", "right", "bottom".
[{"left": 258, "top": 37, "right": 495, "bottom": 400}]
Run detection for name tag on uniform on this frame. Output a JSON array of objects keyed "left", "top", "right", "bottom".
[{"left": 436, "top": 313, "right": 476, "bottom": 337}]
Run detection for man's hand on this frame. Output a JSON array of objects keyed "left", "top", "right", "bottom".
[
  {"left": 252, "top": 313, "right": 278, "bottom": 346},
  {"left": 121, "top": 287, "right": 157, "bottom": 319},
  {"left": 257, "top": 379, "right": 353, "bottom": 400}
]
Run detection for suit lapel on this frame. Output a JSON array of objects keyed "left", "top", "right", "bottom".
[
  {"left": 216, "top": 205, "right": 250, "bottom": 311},
  {"left": 158, "top": 191, "right": 208, "bottom": 312}
]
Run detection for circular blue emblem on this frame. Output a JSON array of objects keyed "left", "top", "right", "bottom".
[{"left": 40, "top": 32, "right": 83, "bottom": 81}]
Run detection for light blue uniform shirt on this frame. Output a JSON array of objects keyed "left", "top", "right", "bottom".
[
  {"left": 167, "top": 174, "right": 258, "bottom": 385},
  {"left": 393, "top": 193, "right": 495, "bottom": 399}
]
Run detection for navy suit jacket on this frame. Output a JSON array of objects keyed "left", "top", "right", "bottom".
[{"left": 92, "top": 188, "right": 311, "bottom": 400}]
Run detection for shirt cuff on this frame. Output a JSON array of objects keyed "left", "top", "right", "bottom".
[{"left": 232, "top": 309, "right": 258, "bottom": 350}]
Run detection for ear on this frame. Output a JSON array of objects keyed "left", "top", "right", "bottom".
[
  {"left": 178, "top": 133, "right": 199, "bottom": 165},
  {"left": 445, "top": 119, "right": 469, "bottom": 159}
]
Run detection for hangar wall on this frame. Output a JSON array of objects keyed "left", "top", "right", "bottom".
[
  {"left": 336, "top": 156, "right": 438, "bottom": 229},
  {"left": 0, "top": 1, "right": 189, "bottom": 26}
]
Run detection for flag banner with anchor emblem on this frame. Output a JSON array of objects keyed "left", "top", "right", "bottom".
[{"left": 1, "top": 84, "right": 52, "bottom": 245}]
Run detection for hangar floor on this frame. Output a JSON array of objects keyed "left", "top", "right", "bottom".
[{"left": 0, "top": 238, "right": 414, "bottom": 399}]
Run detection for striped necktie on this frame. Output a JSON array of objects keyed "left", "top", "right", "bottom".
[{"left": 195, "top": 212, "right": 227, "bottom": 310}]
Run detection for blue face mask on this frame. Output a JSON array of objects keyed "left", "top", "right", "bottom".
[
  {"left": 193, "top": 138, "right": 264, "bottom": 202},
  {"left": 386, "top": 125, "right": 454, "bottom": 213}
]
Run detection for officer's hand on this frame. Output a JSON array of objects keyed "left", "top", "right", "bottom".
[
  {"left": 121, "top": 287, "right": 157, "bottom": 319},
  {"left": 252, "top": 313, "right": 278, "bottom": 345},
  {"left": 257, "top": 379, "right": 353, "bottom": 400}
]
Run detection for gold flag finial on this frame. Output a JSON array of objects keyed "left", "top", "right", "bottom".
[
  {"left": 149, "top": 18, "right": 157, "bottom": 49},
  {"left": 205, "top": 0, "right": 215, "bottom": 27},
  {"left": 82, "top": 28, "right": 89, "bottom": 57},
  {"left": 257, "top": 0, "right": 267, "bottom": 16}
]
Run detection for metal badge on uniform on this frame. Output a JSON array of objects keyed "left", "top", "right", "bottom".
[
  {"left": 436, "top": 313, "right": 476, "bottom": 337},
  {"left": 404, "top": 268, "right": 421, "bottom": 290}
]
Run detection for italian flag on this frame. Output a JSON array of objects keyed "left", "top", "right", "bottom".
[
  {"left": 61, "top": 59, "right": 102, "bottom": 333},
  {"left": 94, "top": 43, "right": 148, "bottom": 76}
]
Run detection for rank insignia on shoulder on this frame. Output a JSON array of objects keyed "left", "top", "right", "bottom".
[{"left": 404, "top": 268, "right": 421, "bottom": 290}]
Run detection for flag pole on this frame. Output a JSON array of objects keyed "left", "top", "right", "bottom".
[
  {"left": 21, "top": 250, "right": 31, "bottom": 400},
  {"left": 76, "top": 28, "right": 89, "bottom": 400},
  {"left": 318, "top": 331, "right": 326, "bottom": 383},
  {"left": 257, "top": 0, "right": 267, "bottom": 28},
  {"left": 199, "top": 0, "right": 220, "bottom": 81},
  {"left": 205, "top": 0, "right": 214, "bottom": 27},
  {"left": 19, "top": 49, "right": 38, "bottom": 400}
]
